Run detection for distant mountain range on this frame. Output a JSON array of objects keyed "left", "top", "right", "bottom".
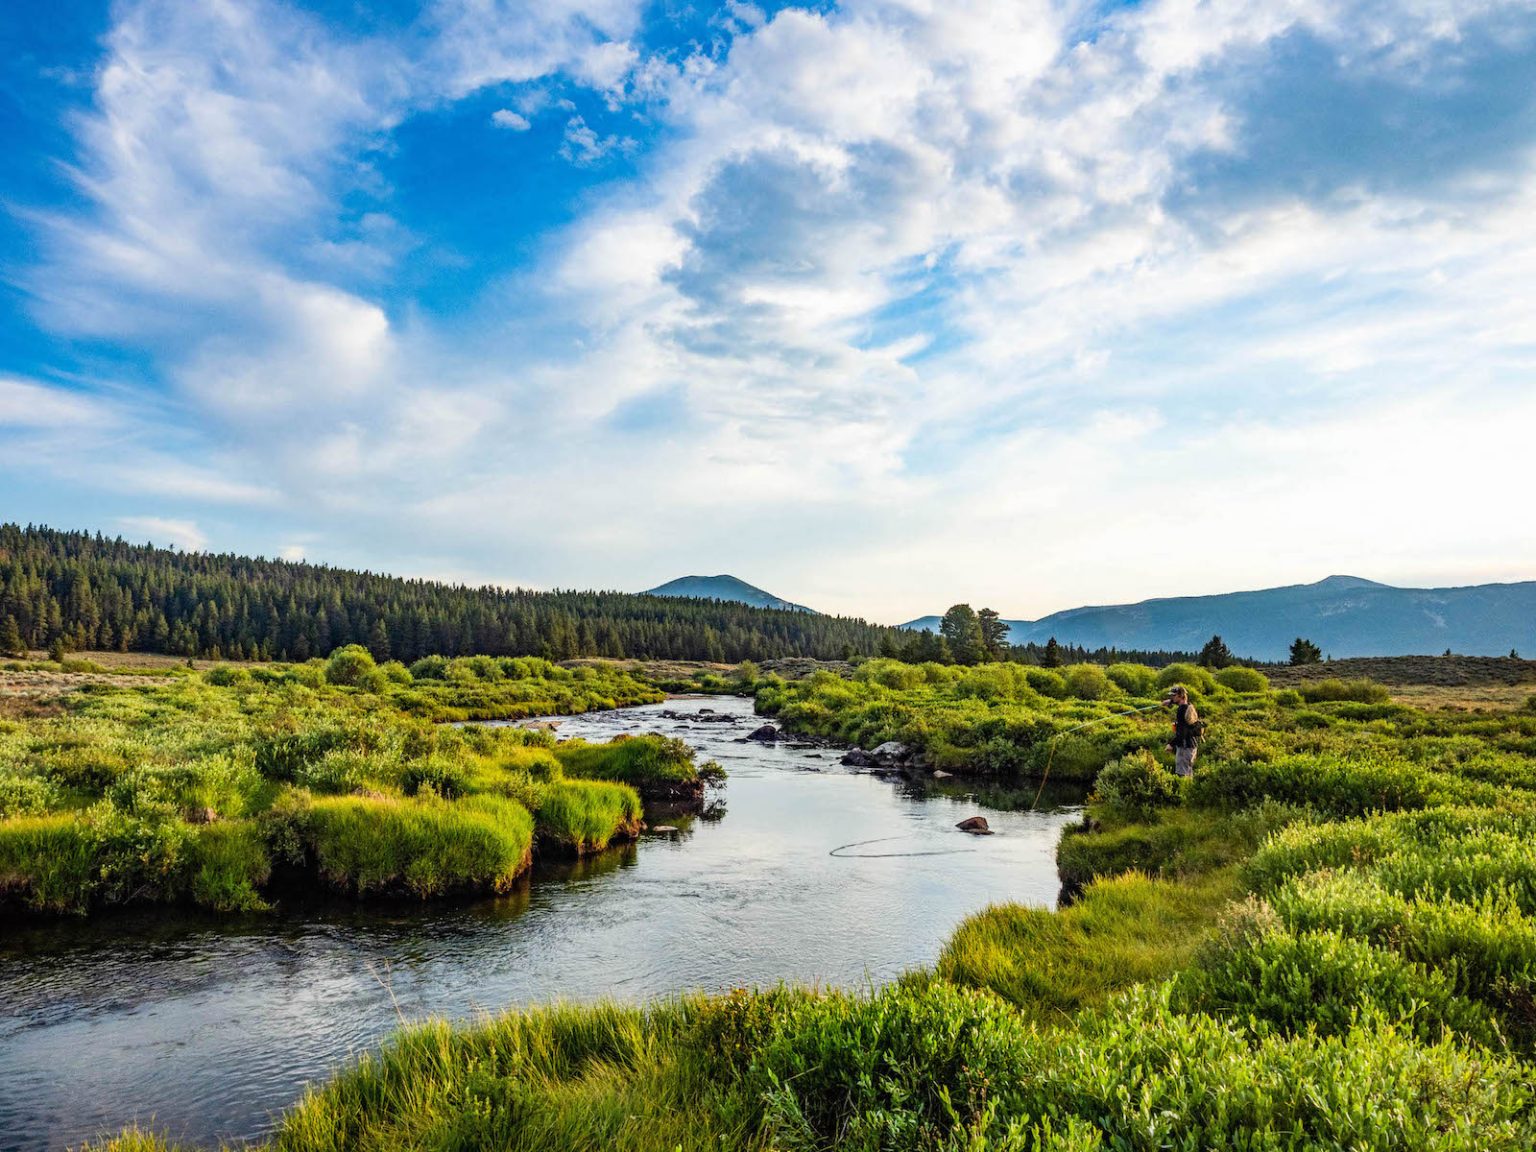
[
  {"left": 643, "top": 575, "right": 816, "bottom": 614},
  {"left": 900, "top": 576, "right": 1536, "bottom": 662}
]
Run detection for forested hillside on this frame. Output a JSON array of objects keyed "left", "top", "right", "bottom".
[{"left": 0, "top": 525, "right": 897, "bottom": 663}]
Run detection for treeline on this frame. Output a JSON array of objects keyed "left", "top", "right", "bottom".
[{"left": 0, "top": 525, "right": 901, "bottom": 664}]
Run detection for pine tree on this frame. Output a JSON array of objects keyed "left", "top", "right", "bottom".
[
  {"left": 977, "top": 608, "right": 1009, "bottom": 660},
  {"left": 1289, "top": 637, "right": 1322, "bottom": 665},
  {"left": 1041, "top": 637, "right": 1062, "bottom": 668},
  {"left": 940, "top": 604, "right": 986, "bottom": 665},
  {"left": 1199, "top": 634, "right": 1233, "bottom": 668},
  {"left": 0, "top": 614, "right": 23, "bottom": 657}
]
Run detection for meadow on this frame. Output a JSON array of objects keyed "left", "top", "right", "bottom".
[
  {"left": 0, "top": 647, "right": 696, "bottom": 915},
  {"left": 76, "top": 652, "right": 1536, "bottom": 1150}
]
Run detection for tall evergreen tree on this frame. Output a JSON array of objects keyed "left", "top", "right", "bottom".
[
  {"left": 939, "top": 604, "right": 986, "bottom": 666},
  {"left": 1199, "top": 634, "right": 1234, "bottom": 668}
]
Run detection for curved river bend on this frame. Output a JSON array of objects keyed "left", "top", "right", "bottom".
[{"left": 0, "top": 696, "right": 1081, "bottom": 1152}]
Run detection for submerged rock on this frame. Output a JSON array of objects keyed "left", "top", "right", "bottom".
[{"left": 956, "top": 816, "right": 993, "bottom": 835}]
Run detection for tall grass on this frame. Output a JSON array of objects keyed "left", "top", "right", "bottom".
[
  {"left": 295, "top": 793, "right": 535, "bottom": 897},
  {"left": 534, "top": 779, "right": 643, "bottom": 854},
  {"left": 938, "top": 869, "right": 1243, "bottom": 1018}
]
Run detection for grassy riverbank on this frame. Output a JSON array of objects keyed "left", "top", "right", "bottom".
[
  {"left": 82, "top": 656, "right": 1536, "bottom": 1149},
  {"left": 0, "top": 648, "right": 697, "bottom": 915}
]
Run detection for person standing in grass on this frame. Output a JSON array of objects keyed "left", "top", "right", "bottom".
[{"left": 1163, "top": 685, "right": 1201, "bottom": 777}]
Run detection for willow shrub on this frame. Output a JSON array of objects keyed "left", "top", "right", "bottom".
[
  {"left": 1173, "top": 899, "right": 1503, "bottom": 1047},
  {"left": 1215, "top": 665, "right": 1270, "bottom": 693},
  {"left": 714, "top": 981, "right": 1536, "bottom": 1152},
  {"left": 1092, "top": 749, "right": 1182, "bottom": 816},
  {"left": 1156, "top": 662, "right": 1217, "bottom": 695},
  {"left": 1190, "top": 751, "right": 1443, "bottom": 817},
  {"left": 1105, "top": 662, "right": 1158, "bottom": 696},
  {"left": 1062, "top": 663, "right": 1111, "bottom": 700},
  {"left": 1300, "top": 678, "right": 1392, "bottom": 704}
]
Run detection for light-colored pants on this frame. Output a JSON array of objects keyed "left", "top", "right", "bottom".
[{"left": 1175, "top": 745, "right": 1198, "bottom": 778}]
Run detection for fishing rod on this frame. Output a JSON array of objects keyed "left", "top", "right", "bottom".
[{"left": 1030, "top": 701, "right": 1165, "bottom": 811}]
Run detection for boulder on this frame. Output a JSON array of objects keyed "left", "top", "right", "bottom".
[
  {"left": 747, "top": 724, "right": 781, "bottom": 742},
  {"left": 870, "top": 741, "right": 911, "bottom": 762},
  {"left": 932, "top": 769, "right": 953, "bottom": 779},
  {"left": 841, "top": 748, "right": 873, "bottom": 767},
  {"left": 956, "top": 816, "right": 993, "bottom": 835}
]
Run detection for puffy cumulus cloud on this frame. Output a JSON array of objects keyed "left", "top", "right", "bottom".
[
  {"left": 490, "top": 108, "right": 532, "bottom": 130},
  {"left": 8, "top": 0, "right": 1536, "bottom": 619}
]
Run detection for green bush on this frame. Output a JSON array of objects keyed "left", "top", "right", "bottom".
[
  {"left": 1106, "top": 663, "right": 1158, "bottom": 696},
  {"left": 378, "top": 661, "right": 413, "bottom": 685},
  {"left": 0, "top": 813, "right": 98, "bottom": 913},
  {"left": 1156, "top": 663, "right": 1217, "bottom": 695},
  {"left": 408, "top": 655, "right": 450, "bottom": 680},
  {"left": 1063, "top": 664, "right": 1111, "bottom": 700},
  {"left": 0, "top": 769, "right": 60, "bottom": 817},
  {"left": 1173, "top": 900, "right": 1502, "bottom": 1046},
  {"left": 186, "top": 821, "right": 270, "bottom": 912},
  {"left": 1300, "top": 678, "right": 1391, "bottom": 704},
  {"left": 325, "top": 644, "right": 379, "bottom": 687},
  {"left": 1025, "top": 667, "right": 1068, "bottom": 698},
  {"left": 202, "top": 665, "right": 248, "bottom": 687},
  {"left": 1215, "top": 666, "right": 1269, "bottom": 693},
  {"left": 1190, "top": 752, "right": 1439, "bottom": 817},
  {"left": 1093, "top": 750, "right": 1182, "bottom": 815}
]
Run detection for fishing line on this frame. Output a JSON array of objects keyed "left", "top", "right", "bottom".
[
  {"left": 1029, "top": 702, "right": 1164, "bottom": 811},
  {"left": 829, "top": 835, "right": 977, "bottom": 859}
]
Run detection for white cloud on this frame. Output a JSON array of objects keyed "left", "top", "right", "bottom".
[
  {"left": 117, "top": 516, "right": 209, "bottom": 552},
  {"left": 491, "top": 108, "right": 531, "bottom": 130},
  {"left": 7, "top": 0, "right": 1536, "bottom": 620},
  {"left": 0, "top": 377, "right": 115, "bottom": 428}
]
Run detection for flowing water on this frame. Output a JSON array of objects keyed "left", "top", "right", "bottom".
[{"left": 0, "top": 696, "right": 1082, "bottom": 1152}]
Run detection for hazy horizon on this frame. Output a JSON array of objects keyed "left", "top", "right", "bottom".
[{"left": 4, "top": 1, "right": 1534, "bottom": 622}]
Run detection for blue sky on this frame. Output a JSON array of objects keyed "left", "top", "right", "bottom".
[{"left": 2, "top": 0, "right": 1534, "bottom": 622}]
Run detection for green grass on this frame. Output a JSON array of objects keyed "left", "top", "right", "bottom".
[
  {"left": 295, "top": 793, "right": 535, "bottom": 898},
  {"left": 553, "top": 733, "right": 701, "bottom": 796},
  {"left": 217, "top": 979, "right": 1536, "bottom": 1152},
  {"left": 65, "top": 655, "right": 1536, "bottom": 1149},
  {"left": 0, "top": 811, "right": 97, "bottom": 913},
  {"left": 0, "top": 660, "right": 697, "bottom": 916},
  {"left": 534, "top": 779, "right": 643, "bottom": 854},
  {"left": 937, "top": 868, "right": 1243, "bottom": 1020}
]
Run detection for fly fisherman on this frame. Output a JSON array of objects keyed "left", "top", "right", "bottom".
[{"left": 1162, "top": 685, "right": 1201, "bottom": 777}]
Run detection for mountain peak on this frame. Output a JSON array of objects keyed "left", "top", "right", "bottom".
[
  {"left": 1315, "top": 575, "right": 1389, "bottom": 589},
  {"left": 643, "top": 575, "right": 816, "bottom": 614}
]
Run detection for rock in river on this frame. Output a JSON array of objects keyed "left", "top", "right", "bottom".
[
  {"left": 956, "top": 816, "right": 993, "bottom": 835},
  {"left": 870, "top": 741, "right": 911, "bottom": 762},
  {"left": 841, "top": 748, "right": 873, "bottom": 767},
  {"left": 747, "top": 724, "right": 781, "bottom": 742}
]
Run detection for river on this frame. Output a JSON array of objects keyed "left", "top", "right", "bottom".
[{"left": 0, "top": 695, "right": 1081, "bottom": 1152}]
